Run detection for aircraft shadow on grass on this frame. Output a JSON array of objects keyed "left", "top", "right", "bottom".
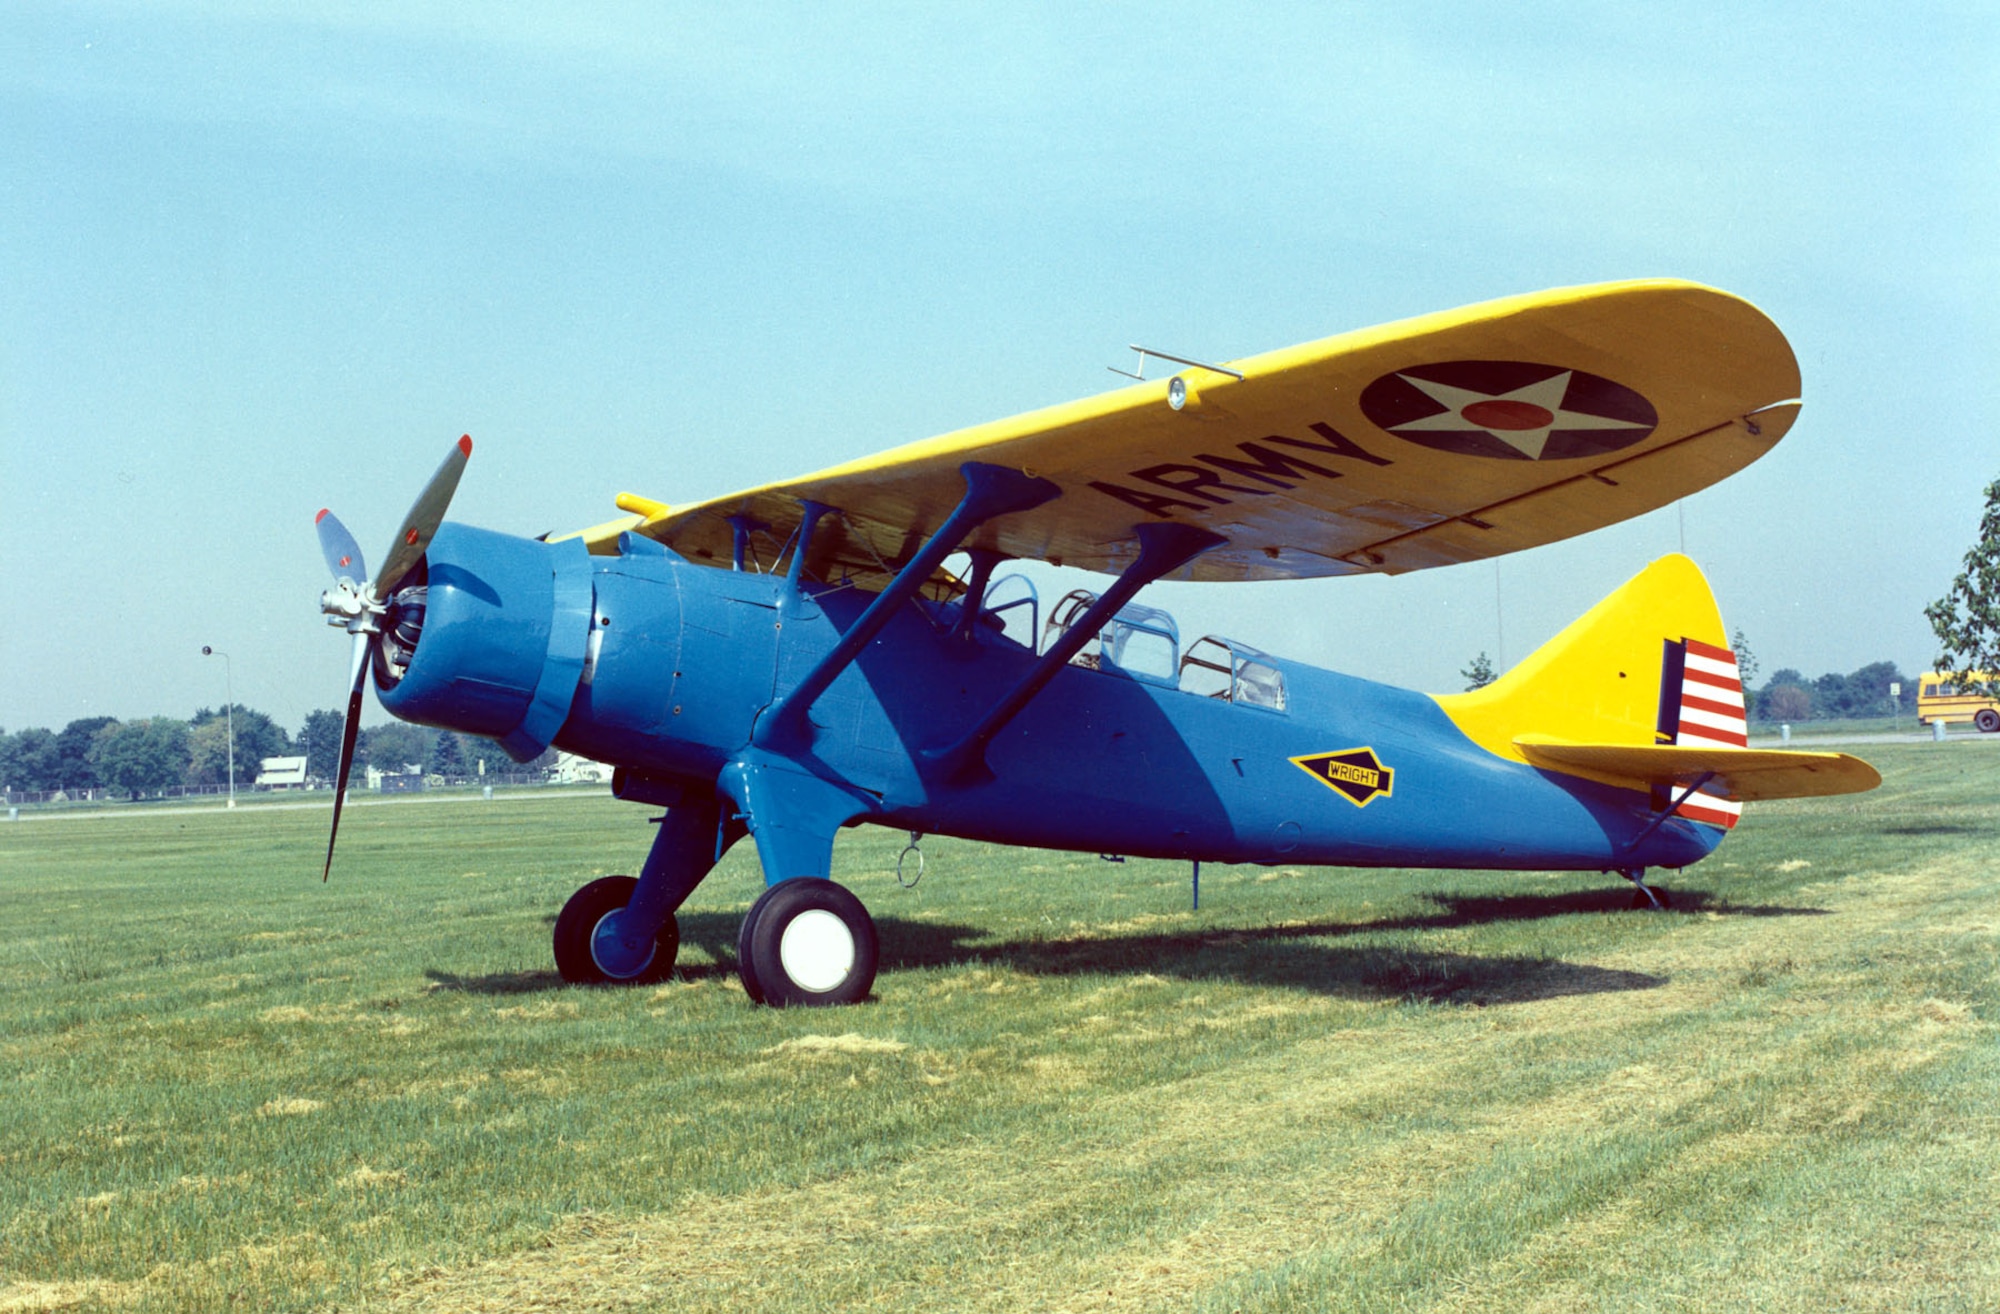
[
  {"left": 1881, "top": 822, "right": 1994, "bottom": 837},
  {"left": 426, "top": 885, "right": 1819, "bottom": 1006}
]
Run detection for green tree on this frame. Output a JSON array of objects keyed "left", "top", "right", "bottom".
[
  {"left": 5, "top": 728, "right": 60, "bottom": 792},
  {"left": 89, "top": 719, "right": 192, "bottom": 799},
  {"left": 1926, "top": 473, "right": 2000, "bottom": 694},
  {"left": 54, "top": 717, "right": 118, "bottom": 791},
  {"left": 458, "top": 735, "right": 524, "bottom": 776},
  {"left": 189, "top": 706, "right": 292, "bottom": 771},
  {"left": 1461, "top": 652, "right": 1497, "bottom": 690},
  {"left": 185, "top": 719, "right": 240, "bottom": 789},
  {"left": 1728, "top": 628, "right": 1758, "bottom": 690},
  {"left": 362, "top": 723, "right": 435, "bottom": 773},
  {"left": 298, "top": 709, "right": 345, "bottom": 783},
  {"left": 1758, "top": 669, "right": 1812, "bottom": 722},
  {"left": 1812, "top": 670, "right": 1853, "bottom": 719},
  {"left": 427, "top": 731, "right": 466, "bottom": 780},
  {"left": 1845, "top": 661, "right": 1909, "bottom": 717}
]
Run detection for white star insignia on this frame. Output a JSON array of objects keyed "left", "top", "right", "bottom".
[{"left": 1389, "top": 370, "right": 1651, "bottom": 460}]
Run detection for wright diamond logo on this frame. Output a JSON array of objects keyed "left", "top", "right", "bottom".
[{"left": 1290, "top": 747, "right": 1395, "bottom": 808}]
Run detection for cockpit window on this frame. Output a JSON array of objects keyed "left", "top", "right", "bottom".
[
  {"left": 1180, "top": 635, "right": 1288, "bottom": 712},
  {"left": 977, "top": 572, "right": 1040, "bottom": 649},
  {"left": 1042, "top": 590, "right": 1182, "bottom": 688}
]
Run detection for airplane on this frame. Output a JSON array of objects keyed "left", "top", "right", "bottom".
[{"left": 313, "top": 279, "right": 1881, "bottom": 1007}]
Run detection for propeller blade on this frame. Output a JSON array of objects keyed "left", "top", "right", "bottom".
[
  {"left": 322, "top": 630, "right": 373, "bottom": 882},
  {"left": 315, "top": 508, "right": 368, "bottom": 589},
  {"left": 373, "top": 434, "right": 473, "bottom": 600}
]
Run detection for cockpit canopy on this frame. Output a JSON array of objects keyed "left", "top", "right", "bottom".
[{"left": 985, "top": 576, "right": 1286, "bottom": 711}]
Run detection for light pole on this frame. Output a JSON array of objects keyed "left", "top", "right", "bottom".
[{"left": 202, "top": 646, "right": 236, "bottom": 808}]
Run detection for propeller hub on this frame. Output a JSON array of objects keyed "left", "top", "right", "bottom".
[{"left": 319, "top": 581, "right": 382, "bottom": 629}]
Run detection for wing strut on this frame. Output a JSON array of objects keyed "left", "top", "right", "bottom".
[
  {"left": 753, "top": 462, "right": 1060, "bottom": 754},
  {"left": 923, "top": 520, "right": 1227, "bottom": 782},
  {"left": 952, "top": 549, "right": 1005, "bottom": 641}
]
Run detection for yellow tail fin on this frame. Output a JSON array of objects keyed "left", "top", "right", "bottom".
[
  {"left": 1436, "top": 555, "right": 1879, "bottom": 823},
  {"left": 1435, "top": 553, "right": 1727, "bottom": 763}
]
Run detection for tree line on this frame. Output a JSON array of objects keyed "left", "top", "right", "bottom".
[
  {"left": 1458, "top": 639, "right": 1917, "bottom": 724},
  {"left": 0, "top": 709, "right": 552, "bottom": 800},
  {"left": 1750, "top": 661, "right": 1916, "bottom": 723}
]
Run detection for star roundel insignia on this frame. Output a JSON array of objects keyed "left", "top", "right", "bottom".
[{"left": 1358, "top": 360, "right": 1658, "bottom": 461}]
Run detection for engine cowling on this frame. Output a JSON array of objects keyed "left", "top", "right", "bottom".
[{"left": 372, "top": 523, "right": 595, "bottom": 761}]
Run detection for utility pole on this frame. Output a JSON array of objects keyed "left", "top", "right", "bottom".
[{"left": 202, "top": 646, "right": 236, "bottom": 808}]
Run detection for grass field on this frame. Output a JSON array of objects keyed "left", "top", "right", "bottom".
[{"left": 2, "top": 742, "right": 1996, "bottom": 1311}]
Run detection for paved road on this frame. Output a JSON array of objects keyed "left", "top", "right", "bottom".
[{"left": 1750, "top": 730, "right": 2000, "bottom": 748}]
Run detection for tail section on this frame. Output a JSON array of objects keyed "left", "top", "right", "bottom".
[
  {"left": 1436, "top": 555, "right": 1877, "bottom": 827},
  {"left": 1435, "top": 554, "right": 1728, "bottom": 761}
]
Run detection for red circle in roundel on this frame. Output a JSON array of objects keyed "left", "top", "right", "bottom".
[
  {"left": 1359, "top": 360, "right": 1658, "bottom": 461},
  {"left": 1460, "top": 399, "right": 1554, "bottom": 431}
]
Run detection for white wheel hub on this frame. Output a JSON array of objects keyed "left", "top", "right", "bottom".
[{"left": 778, "top": 908, "right": 856, "bottom": 992}]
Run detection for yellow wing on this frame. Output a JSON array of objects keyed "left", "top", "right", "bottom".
[{"left": 566, "top": 279, "right": 1800, "bottom": 587}]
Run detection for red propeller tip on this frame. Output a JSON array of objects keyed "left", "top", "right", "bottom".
[
  {"left": 457, "top": 435, "right": 473, "bottom": 456},
  {"left": 315, "top": 508, "right": 330, "bottom": 523}
]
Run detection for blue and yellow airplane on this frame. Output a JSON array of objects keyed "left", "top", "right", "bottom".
[{"left": 314, "top": 279, "right": 1879, "bottom": 1006}]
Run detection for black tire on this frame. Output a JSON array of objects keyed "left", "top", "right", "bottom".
[
  {"left": 735, "top": 881, "right": 788, "bottom": 1005},
  {"left": 553, "top": 875, "right": 678, "bottom": 985},
  {"left": 1977, "top": 708, "right": 2000, "bottom": 734},
  {"left": 737, "top": 878, "right": 878, "bottom": 1007}
]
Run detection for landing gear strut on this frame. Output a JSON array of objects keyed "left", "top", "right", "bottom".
[
  {"left": 1620, "top": 867, "right": 1672, "bottom": 911},
  {"left": 553, "top": 796, "right": 728, "bottom": 986}
]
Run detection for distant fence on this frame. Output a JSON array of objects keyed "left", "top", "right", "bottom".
[{"left": 3, "top": 773, "right": 567, "bottom": 810}]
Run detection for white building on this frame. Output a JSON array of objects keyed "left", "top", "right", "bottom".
[
  {"left": 550, "top": 752, "right": 615, "bottom": 785},
  {"left": 256, "top": 756, "right": 308, "bottom": 789}
]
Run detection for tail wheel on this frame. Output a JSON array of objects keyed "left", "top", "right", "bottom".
[
  {"left": 1976, "top": 708, "right": 2000, "bottom": 734},
  {"left": 553, "top": 875, "right": 678, "bottom": 985},
  {"left": 737, "top": 878, "right": 878, "bottom": 1007}
]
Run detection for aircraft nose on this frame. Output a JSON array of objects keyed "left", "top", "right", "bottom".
[{"left": 373, "top": 523, "right": 594, "bottom": 761}]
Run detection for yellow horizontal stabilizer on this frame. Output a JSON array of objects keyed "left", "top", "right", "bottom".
[
  {"left": 608, "top": 279, "right": 1799, "bottom": 588},
  {"left": 1514, "top": 735, "right": 1882, "bottom": 801}
]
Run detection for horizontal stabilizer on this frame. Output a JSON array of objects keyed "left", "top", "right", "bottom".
[{"left": 1514, "top": 734, "right": 1881, "bottom": 801}]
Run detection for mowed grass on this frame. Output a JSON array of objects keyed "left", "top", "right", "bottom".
[{"left": 1, "top": 745, "right": 1996, "bottom": 1312}]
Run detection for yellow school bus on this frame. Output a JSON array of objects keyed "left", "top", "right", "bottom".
[{"left": 1917, "top": 672, "right": 2000, "bottom": 733}]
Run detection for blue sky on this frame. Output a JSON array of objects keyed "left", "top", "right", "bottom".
[{"left": 3, "top": 2, "right": 1994, "bottom": 732}]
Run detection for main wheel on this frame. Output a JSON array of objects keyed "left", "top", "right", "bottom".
[
  {"left": 1976, "top": 708, "right": 2000, "bottom": 734},
  {"left": 553, "top": 875, "right": 678, "bottom": 985},
  {"left": 736, "top": 878, "right": 878, "bottom": 1007}
]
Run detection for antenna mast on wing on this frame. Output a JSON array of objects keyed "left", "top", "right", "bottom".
[{"left": 1107, "top": 345, "right": 1245, "bottom": 383}]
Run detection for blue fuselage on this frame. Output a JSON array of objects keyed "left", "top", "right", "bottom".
[{"left": 378, "top": 525, "right": 1719, "bottom": 874}]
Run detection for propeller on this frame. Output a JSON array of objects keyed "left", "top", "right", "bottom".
[{"left": 315, "top": 435, "right": 473, "bottom": 881}]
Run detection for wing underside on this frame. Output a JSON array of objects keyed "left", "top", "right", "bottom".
[{"left": 564, "top": 280, "right": 1802, "bottom": 590}]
